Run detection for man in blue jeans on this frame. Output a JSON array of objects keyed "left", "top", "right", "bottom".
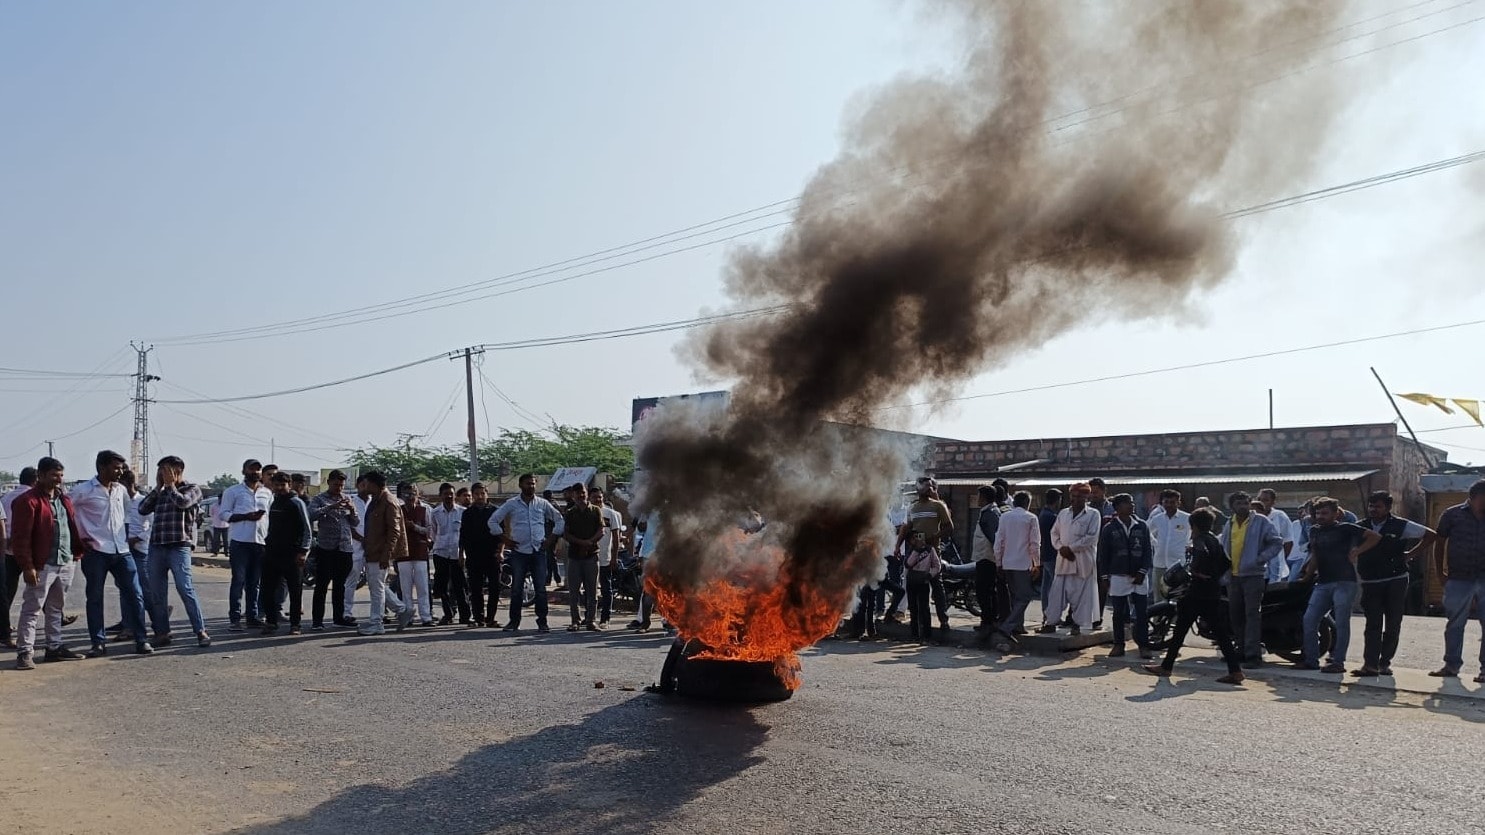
[
  {"left": 69, "top": 450, "right": 153, "bottom": 658},
  {"left": 139, "top": 455, "right": 212, "bottom": 648},
  {"left": 1431, "top": 479, "right": 1485, "bottom": 682},
  {"left": 218, "top": 459, "right": 272, "bottom": 630},
  {"left": 1296, "top": 497, "right": 1380, "bottom": 673},
  {"left": 488, "top": 473, "right": 563, "bottom": 634}
]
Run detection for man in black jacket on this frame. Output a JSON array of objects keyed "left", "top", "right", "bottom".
[
  {"left": 1098, "top": 493, "right": 1154, "bottom": 659},
  {"left": 260, "top": 472, "right": 311, "bottom": 635},
  {"left": 460, "top": 483, "right": 501, "bottom": 627}
]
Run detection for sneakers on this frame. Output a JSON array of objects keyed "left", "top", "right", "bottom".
[
  {"left": 153, "top": 633, "right": 174, "bottom": 647},
  {"left": 197, "top": 632, "right": 212, "bottom": 648},
  {"left": 536, "top": 624, "right": 551, "bottom": 634},
  {"left": 501, "top": 622, "right": 520, "bottom": 633},
  {"left": 16, "top": 652, "right": 36, "bottom": 670},
  {"left": 1141, "top": 664, "right": 1171, "bottom": 677},
  {"left": 44, "top": 645, "right": 85, "bottom": 662},
  {"left": 310, "top": 624, "right": 325, "bottom": 632},
  {"left": 228, "top": 622, "right": 245, "bottom": 632},
  {"left": 357, "top": 626, "right": 386, "bottom": 636},
  {"left": 1216, "top": 672, "right": 1246, "bottom": 685},
  {"left": 566, "top": 624, "right": 581, "bottom": 632},
  {"left": 288, "top": 626, "right": 302, "bottom": 636},
  {"left": 87, "top": 644, "right": 109, "bottom": 658},
  {"left": 1036, "top": 624, "right": 1058, "bottom": 634}
]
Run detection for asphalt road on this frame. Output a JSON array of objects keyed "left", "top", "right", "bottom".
[{"left": 3, "top": 566, "right": 1484, "bottom": 834}]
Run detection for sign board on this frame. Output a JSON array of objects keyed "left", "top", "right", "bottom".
[
  {"left": 631, "top": 390, "right": 730, "bottom": 430},
  {"left": 546, "top": 467, "right": 597, "bottom": 493}
]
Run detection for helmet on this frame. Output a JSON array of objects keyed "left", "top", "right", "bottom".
[{"left": 1162, "top": 563, "right": 1191, "bottom": 590}]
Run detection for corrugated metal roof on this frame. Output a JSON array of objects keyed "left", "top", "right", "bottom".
[{"left": 934, "top": 470, "right": 1378, "bottom": 488}]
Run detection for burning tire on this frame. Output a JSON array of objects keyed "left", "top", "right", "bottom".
[{"left": 656, "top": 638, "right": 797, "bottom": 703}]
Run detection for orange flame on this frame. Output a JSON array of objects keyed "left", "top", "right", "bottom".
[{"left": 645, "top": 531, "right": 869, "bottom": 690}]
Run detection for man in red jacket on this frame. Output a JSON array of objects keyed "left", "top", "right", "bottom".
[{"left": 11, "top": 457, "right": 87, "bottom": 669}]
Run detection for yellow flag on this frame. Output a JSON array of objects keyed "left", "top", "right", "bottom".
[
  {"left": 1453, "top": 398, "right": 1483, "bottom": 426},
  {"left": 1397, "top": 392, "right": 1455, "bottom": 414}
]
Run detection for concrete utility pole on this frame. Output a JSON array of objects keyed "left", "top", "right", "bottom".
[
  {"left": 455, "top": 347, "right": 487, "bottom": 484},
  {"left": 129, "top": 341, "right": 159, "bottom": 478}
]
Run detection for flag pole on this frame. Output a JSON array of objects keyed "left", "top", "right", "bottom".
[{"left": 1370, "top": 366, "right": 1435, "bottom": 469}]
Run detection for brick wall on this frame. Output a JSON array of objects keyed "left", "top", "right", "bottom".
[{"left": 933, "top": 423, "right": 1405, "bottom": 475}]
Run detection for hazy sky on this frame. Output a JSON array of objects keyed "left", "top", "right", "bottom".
[{"left": 2, "top": 0, "right": 1483, "bottom": 482}]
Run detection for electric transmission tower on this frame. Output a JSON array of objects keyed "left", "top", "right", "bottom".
[{"left": 129, "top": 342, "right": 159, "bottom": 478}]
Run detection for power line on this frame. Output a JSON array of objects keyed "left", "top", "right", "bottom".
[
  {"left": 154, "top": 379, "right": 352, "bottom": 448},
  {"left": 155, "top": 403, "right": 342, "bottom": 464},
  {"left": 144, "top": 3, "right": 1483, "bottom": 348},
  {"left": 154, "top": 352, "right": 450, "bottom": 404},
  {"left": 0, "top": 365, "right": 134, "bottom": 378},
  {"left": 882, "top": 318, "right": 1485, "bottom": 411}
]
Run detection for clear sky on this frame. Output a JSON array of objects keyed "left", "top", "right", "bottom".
[{"left": 2, "top": 0, "right": 1483, "bottom": 482}]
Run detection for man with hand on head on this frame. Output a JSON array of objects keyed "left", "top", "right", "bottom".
[{"left": 139, "top": 455, "right": 211, "bottom": 648}]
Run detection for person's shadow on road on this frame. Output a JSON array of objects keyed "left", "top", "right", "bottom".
[{"left": 229, "top": 697, "right": 769, "bottom": 835}]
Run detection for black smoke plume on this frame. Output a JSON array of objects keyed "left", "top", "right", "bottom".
[{"left": 634, "top": 0, "right": 1347, "bottom": 643}]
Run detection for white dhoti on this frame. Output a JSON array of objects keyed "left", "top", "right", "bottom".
[{"left": 1045, "top": 573, "right": 1099, "bottom": 629}]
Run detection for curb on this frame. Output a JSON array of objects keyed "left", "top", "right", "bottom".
[{"left": 1097, "top": 653, "right": 1485, "bottom": 703}]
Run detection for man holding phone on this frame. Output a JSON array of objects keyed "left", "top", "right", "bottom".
[{"left": 219, "top": 459, "right": 273, "bottom": 631}]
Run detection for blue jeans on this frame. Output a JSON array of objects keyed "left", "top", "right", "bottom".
[
  {"left": 82, "top": 550, "right": 150, "bottom": 647},
  {"left": 149, "top": 544, "right": 207, "bottom": 635},
  {"left": 229, "top": 541, "right": 264, "bottom": 623},
  {"left": 1303, "top": 580, "right": 1358, "bottom": 665},
  {"left": 505, "top": 550, "right": 549, "bottom": 628},
  {"left": 1442, "top": 577, "right": 1485, "bottom": 673}
]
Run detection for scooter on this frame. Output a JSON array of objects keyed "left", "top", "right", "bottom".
[{"left": 1145, "top": 563, "right": 1333, "bottom": 663}]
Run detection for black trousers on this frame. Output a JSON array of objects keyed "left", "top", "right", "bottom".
[
  {"left": 433, "top": 556, "right": 470, "bottom": 621},
  {"left": 260, "top": 550, "right": 303, "bottom": 628},
  {"left": 1161, "top": 592, "right": 1241, "bottom": 674},
  {"left": 465, "top": 550, "right": 499, "bottom": 624},
  {"left": 851, "top": 585, "right": 878, "bottom": 637},
  {"left": 547, "top": 551, "right": 562, "bottom": 584},
  {"left": 1, "top": 553, "right": 20, "bottom": 640},
  {"left": 974, "top": 560, "right": 999, "bottom": 626},
  {"left": 907, "top": 578, "right": 934, "bottom": 638},
  {"left": 1361, "top": 576, "right": 1408, "bottom": 668},
  {"left": 930, "top": 576, "right": 948, "bottom": 621},
  {"left": 599, "top": 562, "right": 614, "bottom": 623},
  {"left": 310, "top": 547, "right": 352, "bottom": 627}
]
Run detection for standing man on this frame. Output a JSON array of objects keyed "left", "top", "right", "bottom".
[
  {"left": 542, "top": 488, "right": 563, "bottom": 589},
  {"left": 1038, "top": 489, "right": 1062, "bottom": 620},
  {"left": 971, "top": 484, "right": 1004, "bottom": 636},
  {"left": 139, "top": 455, "right": 211, "bottom": 648},
  {"left": 308, "top": 470, "right": 358, "bottom": 630},
  {"left": 11, "top": 457, "right": 87, "bottom": 668},
  {"left": 591, "top": 487, "right": 623, "bottom": 628},
  {"left": 1097, "top": 493, "right": 1154, "bottom": 659},
  {"left": 1296, "top": 497, "right": 1379, "bottom": 673},
  {"left": 2, "top": 467, "right": 38, "bottom": 649},
  {"left": 396, "top": 482, "right": 434, "bottom": 627},
  {"left": 70, "top": 450, "right": 153, "bottom": 658},
  {"left": 429, "top": 482, "right": 471, "bottom": 626},
  {"left": 1257, "top": 488, "right": 1295, "bottom": 583},
  {"left": 1194, "top": 496, "right": 1228, "bottom": 535},
  {"left": 209, "top": 497, "right": 230, "bottom": 556},
  {"left": 460, "top": 482, "right": 501, "bottom": 628},
  {"left": 219, "top": 459, "right": 272, "bottom": 631},
  {"left": 991, "top": 490, "right": 1041, "bottom": 648},
  {"left": 897, "top": 477, "right": 954, "bottom": 636},
  {"left": 120, "top": 467, "right": 156, "bottom": 635},
  {"left": 1353, "top": 491, "right": 1436, "bottom": 677},
  {"left": 561, "top": 486, "right": 604, "bottom": 632},
  {"left": 1288, "top": 500, "right": 1315, "bottom": 583},
  {"left": 1219, "top": 491, "right": 1284, "bottom": 668},
  {"left": 489, "top": 474, "right": 563, "bottom": 634},
  {"left": 1430, "top": 479, "right": 1485, "bottom": 682},
  {"left": 1146, "top": 489, "right": 1190, "bottom": 604},
  {"left": 356, "top": 471, "right": 414, "bottom": 636},
  {"left": 260, "top": 472, "right": 310, "bottom": 635},
  {"left": 455, "top": 487, "right": 472, "bottom": 508},
  {"left": 1041, "top": 483, "right": 1101, "bottom": 635}
]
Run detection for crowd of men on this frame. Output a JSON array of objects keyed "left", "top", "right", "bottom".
[
  {"left": 5, "top": 450, "right": 1485, "bottom": 685},
  {"left": 0, "top": 452, "right": 635, "bottom": 669},
  {"left": 861, "top": 474, "right": 1485, "bottom": 684}
]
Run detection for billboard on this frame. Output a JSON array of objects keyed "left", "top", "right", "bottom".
[{"left": 631, "top": 390, "right": 730, "bottom": 430}]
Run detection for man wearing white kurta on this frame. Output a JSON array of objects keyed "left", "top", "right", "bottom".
[
  {"left": 1042, "top": 483, "right": 1101, "bottom": 634},
  {"left": 1146, "top": 489, "right": 1191, "bottom": 604},
  {"left": 1258, "top": 488, "right": 1294, "bottom": 583}
]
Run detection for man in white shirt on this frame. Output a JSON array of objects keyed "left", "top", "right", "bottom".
[
  {"left": 70, "top": 450, "right": 153, "bottom": 657},
  {"left": 488, "top": 473, "right": 563, "bottom": 633},
  {"left": 590, "top": 487, "right": 623, "bottom": 627},
  {"left": 1257, "top": 488, "right": 1294, "bottom": 583},
  {"left": 1146, "top": 489, "right": 1191, "bottom": 604},
  {"left": 1041, "top": 482, "right": 1101, "bottom": 635},
  {"left": 219, "top": 459, "right": 274, "bottom": 630},
  {"left": 429, "top": 482, "right": 470, "bottom": 626},
  {"left": 209, "top": 497, "right": 230, "bottom": 556},
  {"left": 991, "top": 491, "right": 1041, "bottom": 647}
]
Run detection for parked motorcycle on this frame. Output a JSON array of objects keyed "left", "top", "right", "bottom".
[
  {"left": 499, "top": 562, "right": 537, "bottom": 607},
  {"left": 937, "top": 540, "right": 981, "bottom": 619},
  {"left": 613, "top": 550, "right": 645, "bottom": 602},
  {"left": 1145, "top": 563, "right": 1333, "bottom": 663}
]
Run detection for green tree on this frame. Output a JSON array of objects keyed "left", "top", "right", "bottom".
[
  {"left": 0, "top": 469, "right": 17, "bottom": 484},
  {"left": 345, "top": 434, "right": 467, "bottom": 486},
  {"left": 341, "top": 425, "right": 634, "bottom": 486},
  {"left": 205, "top": 473, "right": 241, "bottom": 492}
]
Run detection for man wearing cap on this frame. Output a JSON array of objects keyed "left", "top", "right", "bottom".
[
  {"left": 219, "top": 459, "right": 273, "bottom": 630},
  {"left": 897, "top": 477, "right": 954, "bottom": 635}
]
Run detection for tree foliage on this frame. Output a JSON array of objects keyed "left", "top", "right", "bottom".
[
  {"left": 344, "top": 426, "right": 633, "bottom": 486},
  {"left": 0, "top": 469, "right": 17, "bottom": 485},
  {"left": 205, "top": 473, "right": 241, "bottom": 492}
]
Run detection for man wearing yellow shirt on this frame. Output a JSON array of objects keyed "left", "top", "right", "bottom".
[{"left": 1219, "top": 491, "right": 1284, "bottom": 667}]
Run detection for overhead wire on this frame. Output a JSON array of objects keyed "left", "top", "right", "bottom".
[{"left": 143, "top": 1, "right": 1483, "bottom": 348}]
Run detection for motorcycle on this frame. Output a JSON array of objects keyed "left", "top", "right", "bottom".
[
  {"left": 613, "top": 549, "right": 645, "bottom": 602},
  {"left": 936, "top": 540, "right": 982, "bottom": 619},
  {"left": 1145, "top": 563, "right": 1333, "bottom": 663},
  {"left": 498, "top": 561, "right": 538, "bottom": 607}
]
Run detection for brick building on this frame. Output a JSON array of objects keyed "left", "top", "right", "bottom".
[{"left": 927, "top": 422, "right": 1445, "bottom": 559}]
